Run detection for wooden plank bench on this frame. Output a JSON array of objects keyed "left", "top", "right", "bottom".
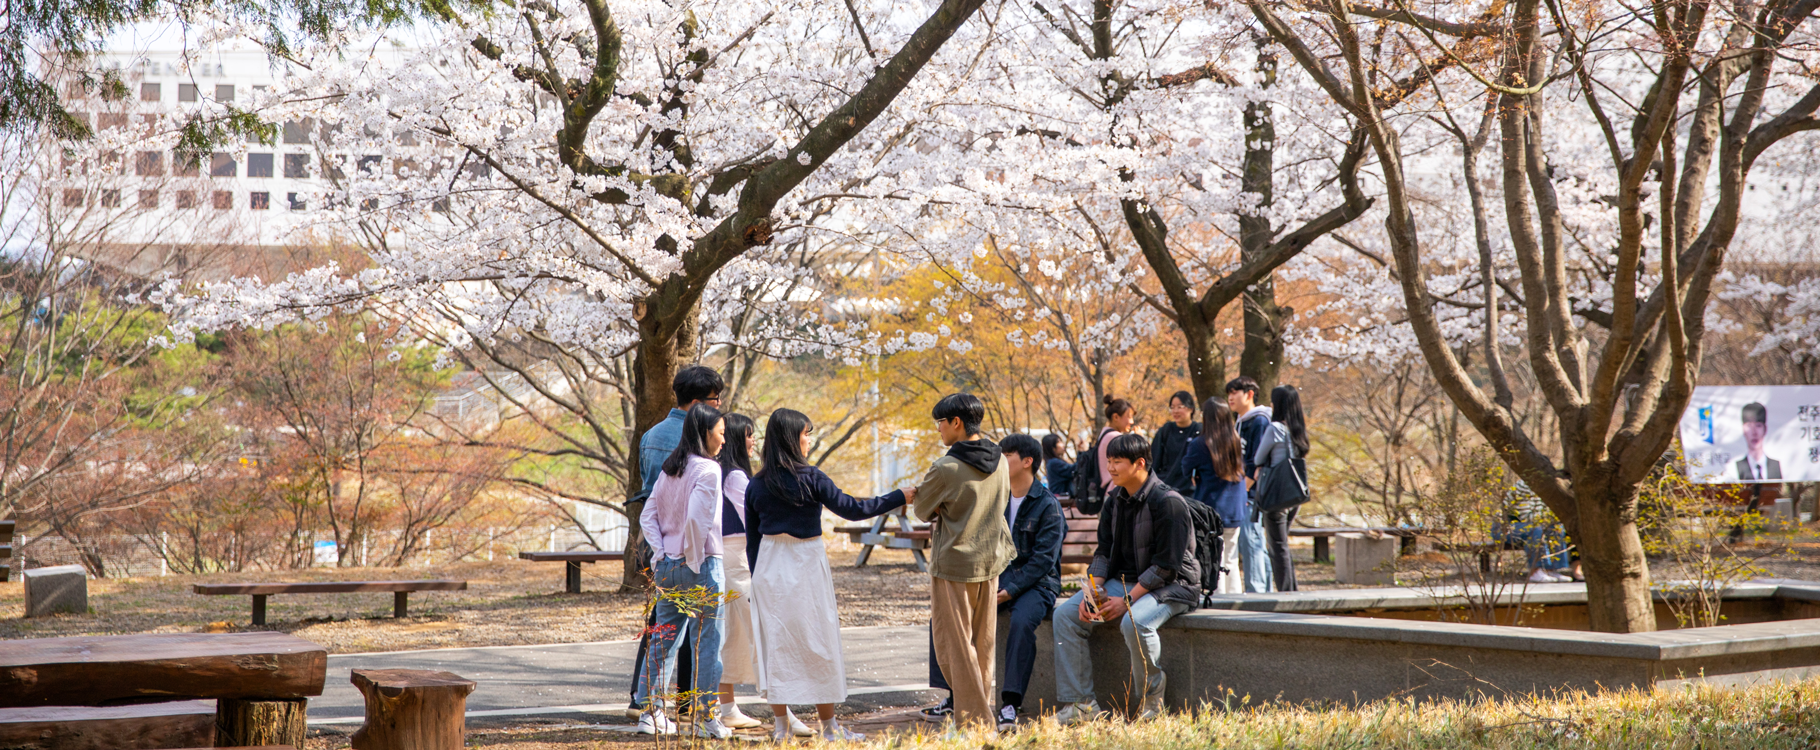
[
  {"left": 1060, "top": 512, "right": 1099, "bottom": 565},
  {"left": 518, "top": 550, "right": 624, "bottom": 593},
  {"left": 1, "top": 519, "right": 13, "bottom": 582},
  {"left": 0, "top": 701, "right": 217, "bottom": 750},
  {"left": 0, "top": 632, "right": 326, "bottom": 749},
  {"left": 1289, "top": 527, "right": 1423, "bottom": 564},
  {"left": 192, "top": 580, "right": 467, "bottom": 625}
]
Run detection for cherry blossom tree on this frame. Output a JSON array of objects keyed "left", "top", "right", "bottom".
[{"left": 1248, "top": 0, "right": 1820, "bottom": 631}]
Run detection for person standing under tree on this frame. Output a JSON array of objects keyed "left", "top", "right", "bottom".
[
  {"left": 1253, "top": 384, "right": 1310, "bottom": 593},
  {"left": 1182, "top": 398, "right": 1247, "bottom": 595},
  {"left": 1151, "top": 391, "right": 1201, "bottom": 493},
  {"left": 913, "top": 393, "right": 1015, "bottom": 731},
  {"left": 921, "top": 433, "right": 1064, "bottom": 732},
  {"left": 1226, "top": 377, "right": 1275, "bottom": 593}
]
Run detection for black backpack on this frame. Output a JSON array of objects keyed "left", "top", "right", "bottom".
[
  {"left": 1071, "top": 430, "right": 1111, "bottom": 515},
  {"left": 1184, "top": 499, "right": 1225, "bottom": 606}
]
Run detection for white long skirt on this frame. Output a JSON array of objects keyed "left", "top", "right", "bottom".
[
  {"left": 750, "top": 534, "right": 845, "bottom": 705},
  {"left": 719, "top": 534, "right": 759, "bottom": 685}
]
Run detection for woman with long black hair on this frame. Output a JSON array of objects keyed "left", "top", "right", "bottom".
[
  {"left": 635, "top": 403, "right": 731, "bottom": 738},
  {"left": 1253, "top": 385, "right": 1310, "bottom": 592},
  {"left": 745, "top": 409, "right": 912, "bottom": 741},
  {"left": 1182, "top": 397, "right": 1247, "bottom": 594}
]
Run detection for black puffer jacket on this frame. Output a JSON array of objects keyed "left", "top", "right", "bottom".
[{"left": 1087, "top": 473, "right": 1201, "bottom": 609}]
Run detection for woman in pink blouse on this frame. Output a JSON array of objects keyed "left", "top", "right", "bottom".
[{"left": 635, "top": 403, "right": 732, "bottom": 739}]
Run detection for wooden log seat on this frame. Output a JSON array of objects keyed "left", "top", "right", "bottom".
[
  {"left": 0, "top": 701, "right": 215, "bottom": 750},
  {"left": 516, "top": 551, "right": 624, "bottom": 594},
  {"left": 192, "top": 580, "right": 468, "bottom": 625},
  {"left": 350, "top": 669, "right": 476, "bottom": 750},
  {"left": 0, "top": 632, "right": 327, "bottom": 709}
]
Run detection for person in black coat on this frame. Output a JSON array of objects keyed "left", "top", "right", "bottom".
[{"left": 922, "top": 434, "right": 1064, "bottom": 731}]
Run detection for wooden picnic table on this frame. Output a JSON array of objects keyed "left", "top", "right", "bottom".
[
  {"left": 518, "top": 550, "right": 625, "bottom": 593},
  {"left": 192, "top": 580, "right": 467, "bottom": 625},
  {"left": 836, "top": 512, "right": 930, "bottom": 572}
]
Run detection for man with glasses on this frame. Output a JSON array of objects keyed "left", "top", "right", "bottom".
[{"left": 630, "top": 365, "right": 726, "bottom": 733}]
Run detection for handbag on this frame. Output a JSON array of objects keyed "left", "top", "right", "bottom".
[{"left": 1253, "top": 431, "right": 1309, "bottom": 514}]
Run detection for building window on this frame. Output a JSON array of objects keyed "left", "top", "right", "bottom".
[
  {"left": 247, "top": 153, "right": 273, "bottom": 178},
  {"left": 101, "top": 150, "right": 122, "bottom": 173},
  {"left": 140, "top": 82, "right": 161, "bottom": 102},
  {"left": 135, "top": 151, "right": 163, "bottom": 176},
  {"left": 174, "top": 151, "right": 200, "bottom": 177},
  {"left": 213, "top": 190, "right": 233, "bottom": 210},
  {"left": 283, "top": 119, "right": 314, "bottom": 144},
  {"left": 100, "top": 189, "right": 121, "bottom": 208},
  {"left": 98, "top": 113, "right": 129, "bottom": 130},
  {"left": 139, "top": 190, "right": 158, "bottom": 209},
  {"left": 178, "top": 83, "right": 198, "bottom": 102},
  {"left": 287, "top": 192, "right": 307, "bottom": 211},
  {"left": 283, "top": 153, "right": 310, "bottom": 179},
  {"left": 249, "top": 191, "right": 269, "bottom": 210},
  {"left": 176, "top": 191, "right": 198, "bottom": 209},
  {"left": 210, "top": 153, "right": 237, "bottom": 177},
  {"left": 62, "top": 190, "right": 84, "bottom": 207},
  {"left": 214, "top": 84, "right": 235, "bottom": 102}
]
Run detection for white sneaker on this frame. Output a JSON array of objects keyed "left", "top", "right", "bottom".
[
  {"left": 996, "top": 704, "right": 1019, "bottom": 732},
  {"left": 1528, "top": 569, "right": 1569, "bottom": 583},
  {"left": 819, "top": 718, "right": 865, "bottom": 741},
  {"left": 696, "top": 718, "right": 733, "bottom": 739},
  {"left": 719, "top": 702, "right": 763, "bottom": 729},
  {"left": 1054, "top": 700, "right": 1101, "bottom": 726},
  {"left": 637, "top": 710, "right": 678, "bottom": 735},
  {"left": 788, "top": 711, "right": 816, "bottom": 737}
]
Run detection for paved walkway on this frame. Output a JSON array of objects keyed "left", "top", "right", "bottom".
[{"left": 310, "top": 625, "right": 935, "bottom": 724}]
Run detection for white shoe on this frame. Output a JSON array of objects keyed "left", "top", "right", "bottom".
[
  {"left": 1054, "top": 700, "right": 1101, "bottom": 726},
  {"left": 1138, "top": 673, "right": 1167, "bottom": 719},
  {"left": 819, "top": 718, "right": 864, "bottom": 741},
  {"left": 637, "top": 710, "right": 678, "bottom": 735},
  {"left": 696, "top": 718, "right": 733, "bottom": 739},
  {"left": 719, "top": 703, "right": 763, "bottom": 729},
  {"left": 788, "top": 711, "right": 816, "bottom": 737},
  {"left": 1528, "top": 569, "right": 1569, "bottom": 583}
]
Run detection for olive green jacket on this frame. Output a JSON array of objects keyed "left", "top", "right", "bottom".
[{"left": 912, "top": 442, "right": 1015, "bottom": 583}]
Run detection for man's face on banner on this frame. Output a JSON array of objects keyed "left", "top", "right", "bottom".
[{"left": 1744, "top": 418, "right": 1768, "bottom": 450}]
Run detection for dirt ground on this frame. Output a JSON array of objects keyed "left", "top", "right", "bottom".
[
  {"left": 0, "top": 541, "right": 933, "bottom": 653},
  {"left": 5, "top": 534, "right": 1817, "bottom": 653}
]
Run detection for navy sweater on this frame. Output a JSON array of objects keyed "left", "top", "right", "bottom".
[{"left": 745, "top": 465, "right": 906, "bottom": 569}]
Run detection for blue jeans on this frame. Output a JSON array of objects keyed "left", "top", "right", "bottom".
[
  {"left": 1052, "top": 579, "right": 1189, "bottom": 705},
  {"left": 1238, "top": 503, "right": 1273, "bottom": 592},
  {"left": 633, "top": 556, "right": 725, "bottom": 712},
  {"left": 1505, "top": 521, "right": 1570, "bottom": 571}
]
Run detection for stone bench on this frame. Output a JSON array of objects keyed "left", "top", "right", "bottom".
[
  {"left": 192, "top": 580, "right": 467, "bottom": 625},
  {"left": 517, "top": 550, "right": 624, "bottom": 593},
  {"left": 1288, "top": 526, "right": 1422, "bottom": 563}
]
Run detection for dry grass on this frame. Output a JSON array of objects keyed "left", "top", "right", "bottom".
[
  {"left": 0, "top": 542, "right": 932, "bottom": 653},
  {"left": 301, "top": 678, "right": 1820, "bottom": 749}
]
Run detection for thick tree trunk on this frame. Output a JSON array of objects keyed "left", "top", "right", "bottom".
[
  {"left": 619, "top": 288, "right": 702, "bottom": 593},
  {"left": 1572, "top": 482, "right": 1657, "bottom": 632},
  {"left": 1237, "top": 43, "right": 1285, "bottom": 394},
  {"left": 217, "top": 698, "right": 308, "bottom": 749},
  {"left": 1181, "top": 309, "right": 1226, "bottom": 406}
]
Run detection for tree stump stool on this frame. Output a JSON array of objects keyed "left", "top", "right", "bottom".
[{"left": 349, "top": 670, "right": 475, "bottom": 750}]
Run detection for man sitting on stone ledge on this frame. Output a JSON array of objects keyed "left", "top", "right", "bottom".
[{"left": 1052, "top": 432, "right": 1201, "bottom": 724}]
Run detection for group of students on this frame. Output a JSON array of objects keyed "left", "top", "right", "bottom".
[
  {"left": 1050, "top": 378, "right": 1311, "bottom": 594},
  {"left": 626, "top": 365, "right": 1311, "bottom": 739}
]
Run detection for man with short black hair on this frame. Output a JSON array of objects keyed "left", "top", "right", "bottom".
[
  {"left": 1151, "top": 390, "right": 1201, "bottom": 492},
  {"left": 1736, "top": 402, "right": 1782, "bottom": 481},
  {"left": 629, "top": 365, "right": 727, "bottom": 733},
  {"left": 1225, "top": 377, "right": 1274, "bottom": 593},
  {"left": 913, "top": 393, "right": 1015, "bottom": 730},
  {"left": 921, "top": 433, "right": 1063, "bottom": 732},
  {"left": 1052, "top": 432, "right": 1200, "bottom": 724}
]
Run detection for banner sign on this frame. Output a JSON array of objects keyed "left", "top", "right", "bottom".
[{"left": 1679, "top": 385, "right": 1820, "bottom": 484}]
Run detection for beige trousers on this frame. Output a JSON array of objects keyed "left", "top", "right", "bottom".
[{"left": 930, "top": 577, "right": 998, "bottom": 727}]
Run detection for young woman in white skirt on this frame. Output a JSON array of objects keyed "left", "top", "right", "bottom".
[
  {"left": 744, "top": 409, "right": 915, "bottom": 741},
  {"left": 713, "top": 413, "right": 813, "bottom": 736}
]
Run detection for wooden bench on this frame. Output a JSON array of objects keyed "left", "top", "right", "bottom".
[
  {"left": 0, "top": 632, "right": 326, "bottom": 749},
  {"left": 1, "top": 519, "right": 13, "bottom": 582},
  {"left": 518, "top": 550, "right": 624, "bottom": 593},
  {"left": 1289, "top": 527, "right": 1423, "bottom": 564},
  {"left": 192, "top": 580, "right": 467, "bottom": 625},
  {"left": 1060, "top": 512, "right": 1099, "bottom": 565}
]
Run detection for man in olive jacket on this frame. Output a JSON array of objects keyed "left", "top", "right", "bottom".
[{"left": 913, "top": 393, "right": 1015, "bottom": 729}]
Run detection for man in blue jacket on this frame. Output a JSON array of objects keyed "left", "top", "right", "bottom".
[
  {"left": 1227, "top": 377, "right": 1274, "bottom": 593},
  {"left": 921, "top": 433, "right": 1064, "bottom": 732}
]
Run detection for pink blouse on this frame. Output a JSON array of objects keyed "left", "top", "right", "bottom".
[{"left": 640, "top": 455, "right": 723, "bottom": 572}]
